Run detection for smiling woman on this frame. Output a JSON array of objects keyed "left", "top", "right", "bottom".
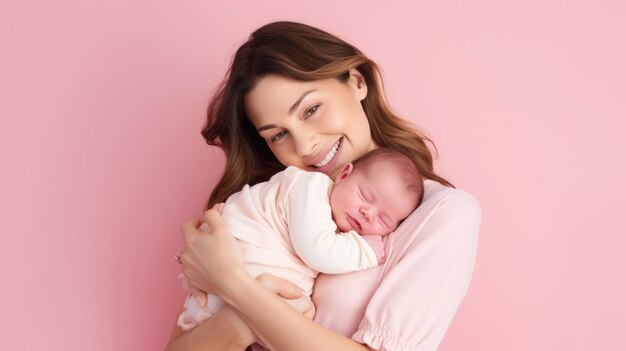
[
  {"left": 201, "top": 22, "right": 453, "bottom": 210},
  {"left": 168, "top": 21, "right": 481, "bottom": 351},
  {"left": 245, "top": 73, "right": 375, "bottom": 179}
]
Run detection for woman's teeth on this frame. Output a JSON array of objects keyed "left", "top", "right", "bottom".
[{"left": 315, "top": 139, "right": 341, "bottom": 168}]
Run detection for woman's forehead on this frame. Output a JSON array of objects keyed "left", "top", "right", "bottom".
[{"left": 244, "top": 75, "right": 336, "bottom": 119}]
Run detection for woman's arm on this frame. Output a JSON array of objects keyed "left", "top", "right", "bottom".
[
  {"left": 226, "top": 269, "right": 373, "bottom": 351},
  {"left": 349, "top": 187, "right": 481, "bottom": 350},
  {"left": 164, "top": 304, "right": 254, "bottom": 351},
  {"left": 181, "top": 209, "right": 374, "bottom": 351},
  {"left": 165, "top": 275, "right": 316, "bottom": 351}
]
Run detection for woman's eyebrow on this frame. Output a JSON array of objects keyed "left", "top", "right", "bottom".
[
  {"left": 288, "top": 90, "right": 316, "bottom": 115},
  {"left": 257, "top": 89, "right": 318, "bottom": 132},
  {"left": 257, "top": 124, "right": 277, "bottom": 132}
]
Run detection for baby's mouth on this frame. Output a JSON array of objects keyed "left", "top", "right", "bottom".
[{"left": 346, "top": 214, "right": 361, "bottom": 231}]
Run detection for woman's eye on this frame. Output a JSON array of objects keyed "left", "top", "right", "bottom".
[
  {"left": 271, "top": 131, "right": 288, "bottom": 142},
  {"left": 305, "top": 104, "right": 320, "bottom": 118}
]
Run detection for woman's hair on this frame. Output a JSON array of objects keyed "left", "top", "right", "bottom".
[{"left": 202, "top": 21, "right": 453, "bottom": 209}]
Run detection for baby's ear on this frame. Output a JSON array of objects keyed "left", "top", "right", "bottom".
[{"left": 334, "top": 163, "right": 354, "bottom": 183}]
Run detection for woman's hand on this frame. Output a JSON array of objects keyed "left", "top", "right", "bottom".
[
  {"left": 179, "top": 204, "right": 246, "bottom": 304},
  {"left": 166, "top": 273, "right": 317, "bottom": 351},
  {"left": 179, "top": 205, "right": 316, "bottom": 321},
  {"left": 255, "top": 273, "right": 316, "bottom": 320}
]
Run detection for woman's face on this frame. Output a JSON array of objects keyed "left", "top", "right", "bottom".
[{"left": 244, "top": 70, "right": 378, "bottom": 179}]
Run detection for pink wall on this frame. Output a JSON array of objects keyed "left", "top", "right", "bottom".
[{"left": 2, "top": 1, "right": 625, "bottom": 350}]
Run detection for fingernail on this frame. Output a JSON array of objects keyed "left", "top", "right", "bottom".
[{"left": 293, "top": 286, "right": 306, "bottom": 295}]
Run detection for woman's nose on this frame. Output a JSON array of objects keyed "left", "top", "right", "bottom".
[{"left": 292, "top": 128, "right": 319, "bottom": 157}]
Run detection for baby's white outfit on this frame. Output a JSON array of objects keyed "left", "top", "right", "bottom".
[{"left": 178, "top": 166, "right": 378, "bottom": 330}]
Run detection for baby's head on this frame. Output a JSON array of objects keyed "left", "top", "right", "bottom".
[{"left": 329, "top": 148, "right": 424, "bottom": 236}]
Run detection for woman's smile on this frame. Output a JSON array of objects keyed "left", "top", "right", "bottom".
[
  {"left": 310, "top": 137, "right": 343, "bottom": 174},
  {"left": 244, "top": 74, "right": 377, "bottom": 179}
]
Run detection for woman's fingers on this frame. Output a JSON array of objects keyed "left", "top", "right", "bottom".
[
  {"left": 189, "top": 286, "right": 208, "bottom": 308},
  {"left": 212, "top": 202, "right": 225, "bottom": 213},
  {"left": 256, "top": 273, "right": 305, "bottom": 299},
  {"left": 202, "top": 208, "right": 227, "bottom": 232},
  {"left": 256, "top": 274, "right": 316, "bottom": 319},
  {"left": 189, "top": 203, "right": 225, "bottom": 236},
  {"left": 199, "top": 222, "right": 210, "bottom": 233},
  {"left": 303, "top": 300, "right": 316, "bottom": 320},
  {"left": 181, "top": 218, "right": 202, "bottom": 241},
  {"left": 178, "top": 211, "right": 245, "bottom": 296}
]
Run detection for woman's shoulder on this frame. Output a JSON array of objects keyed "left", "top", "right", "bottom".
[
  {"left": 384, "top": 180, "right": 482, "bottom": 276},
  {"left": 422, "top": 179, "right": 481, "bottom": 216},
  {"left": 266, "top": 166, "right": 326, "bottom": 184},
  {"left": 387, "top": 180, "right": 481, "bottom": 255},
  {"left": 279, "top": 166, "right": 331, "bottom": 180},
  {"left": 270, "top": 166, "right": 333, "bottom": 197}
]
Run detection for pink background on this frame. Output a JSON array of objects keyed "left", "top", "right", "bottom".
[{"left": 2, "top": 1, "right": 625, "bottom": 350}]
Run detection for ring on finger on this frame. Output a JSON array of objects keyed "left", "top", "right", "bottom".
[{"left": 175, "top": 251, "right": 183, "bottom": 264}]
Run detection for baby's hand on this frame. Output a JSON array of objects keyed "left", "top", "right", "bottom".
[{"left": 361, "top": 235, "right": 386, "bottom": 264}]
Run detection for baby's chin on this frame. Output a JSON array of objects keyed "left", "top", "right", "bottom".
[
  {"left": 335, "top": 220, "right": 352, "bottom": 233},
  {"left": 331, "top": 213, "right": 347, "bottom": 232},
  {"left": 337, "top": 224, "right": 352, "bottom": 233}
]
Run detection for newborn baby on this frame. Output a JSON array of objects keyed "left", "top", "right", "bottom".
[{"left": 178, "top": 148, "right": 423, "bottom": 330}]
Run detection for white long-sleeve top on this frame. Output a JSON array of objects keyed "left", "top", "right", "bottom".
[{"left": 178, "top": 166, "right": 379, "bottom": 331}]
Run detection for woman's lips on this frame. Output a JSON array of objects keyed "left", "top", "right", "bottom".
[{"left": 312, "top": 137, "right": 343, "bottom": 174}]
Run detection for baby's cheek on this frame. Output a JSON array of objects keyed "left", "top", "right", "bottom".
[{"left": 379, "top": 225, "right": 394, "bottom": 236}]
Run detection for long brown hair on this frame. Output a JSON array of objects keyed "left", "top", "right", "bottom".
[{"left": 202, "top": 21, "right": 453, "bottom": 209}]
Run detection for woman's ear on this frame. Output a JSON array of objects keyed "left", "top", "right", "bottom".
[
  {"left": 334, "top": 163, "right": 354, "bottom": 183},
  {"left": 348, "top": 68, "right": 368, "bottom": 101}
]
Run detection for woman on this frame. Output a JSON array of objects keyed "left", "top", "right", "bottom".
[{"left": 165, "top": 21, "right": 480, "bottom": 351}]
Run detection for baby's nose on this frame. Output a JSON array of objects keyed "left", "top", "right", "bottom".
[{"left": 360, "top": 207, "right": 374, "bottom": 222}]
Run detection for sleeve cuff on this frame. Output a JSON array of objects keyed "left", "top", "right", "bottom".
[{"left": 352, "top": 320, "right": 432, "bottom": 351}]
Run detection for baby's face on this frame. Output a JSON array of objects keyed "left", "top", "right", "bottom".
[{"left": 329, "top": 164, "right": 418, "bottom": 236}]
